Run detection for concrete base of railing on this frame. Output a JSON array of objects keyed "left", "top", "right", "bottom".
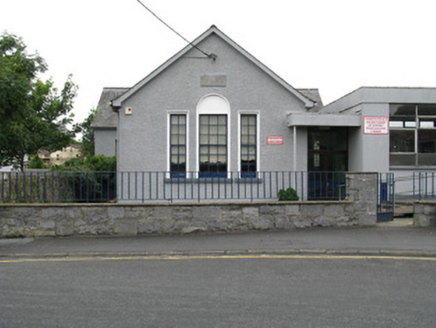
[
  {"left": 413, "top": 200, "right": 436, "bottom": 227},
  {"left": 0, "top": 200, "right": 376, "bottom": 238}
]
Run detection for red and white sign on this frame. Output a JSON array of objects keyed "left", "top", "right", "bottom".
[
  {"left": 363, "top": 116, "right": 389, "bottom": 135},
  {"left": 267, "top": 135, "right": 284, "bottom": 145}
]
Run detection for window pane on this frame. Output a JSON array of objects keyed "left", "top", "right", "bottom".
[
  {"left": 389, "top": 121, "right": 403, "bottom": 128},
  {"left": 418, "top": 129, "right": 436, "bottom": 153},
  {"left": 405, "top": 121, "right": 417, "bottom": 128},
  {"left": 200, "top": 155, "right": 208, "bottom": 163},
  {"left": 390, "top": 130, "right": 414, "bottom": 152},
  {"left": 170, "top": 114, "right": 187, "bottom": 174},
  {"left": 390, "top": 154, "right": 416, "bottom": 166},
  {"left": 217, "top": 155, "right": 227, "bottom": 164},
  {"left": 218, "top": 136, "right": 226, "bottom": 144},
  {"left": 419, "top": 118, "right": 436, "bottom": 128},
  {"left": 218, "top": 146, "right": 226, "bottom": 155},
  {"left": 390, "top": 104, "right": 416, "bottom": 116},
  {"left": 209, "top": 155, "right": 218, "bottom": 163},
  {"left": 389, "top": 116, "right": 416, "bottom": 128},
  {"left": 240, "top": 114, "right": 257, "bottom": 176},
  {"left": 200, "top": 116, "right": 209, "bottom": 124},
  {"left": 210, "top": 126, "right": 218, "bottom": 134},
  {"left": 418, "top": 154, "right": 436, "bottom": 166},
  {"left": 210, "top": 136, "right": 218, "bottom": 144},
  {"left": 418, "top": 104, "right": 436, "bottom": 116},
  {"left": 200, "top": 125, "right": 208, "bottom": 134},
  {"left": 209, "top": 116, "right": 217, "bottom": 125},
  {"left": 178, "top": 125, "right": 186, "bottom": 135},
  {"left": 218, "top": 125, "right": 226, "bottom": 134},
  {"left": 199, "top": 114, "right": 227, "bottom": 176}
]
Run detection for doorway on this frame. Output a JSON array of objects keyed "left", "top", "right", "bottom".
[{"left": 308, "top": 127, "right": 348, "bottom": 200}]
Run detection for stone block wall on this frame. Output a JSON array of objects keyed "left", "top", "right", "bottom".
[
  {"left": 413, "top": 201, "right": 436, "bottom": 227},
  {"left": 0, "top": 173, "right": 378, "bottom": 237},
  {"left": 345, "top": 172, "right": 378, "bottom": 226}
]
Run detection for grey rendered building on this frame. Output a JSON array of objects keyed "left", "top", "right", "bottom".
[
  {"left": 96, "top": 26, "right": 322, "bottom": 176},
  {"left": 93, "top": 26, "right": 436, "bottom": 200}
]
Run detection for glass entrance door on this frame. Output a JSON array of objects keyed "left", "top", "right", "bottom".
[{"left": 308, "top": 127, "right": 348, "bottom": 200}]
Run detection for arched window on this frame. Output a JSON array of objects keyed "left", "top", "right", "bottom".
[{"left": 197, "top": 95, "right": 230, "bottom": 177}]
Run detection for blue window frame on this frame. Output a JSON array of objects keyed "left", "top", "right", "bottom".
[
  {"left": 170, "top": 114, "right": 186, "bottom": 176},
  {"left": 199, "top": 115, "right": 227, "bottom": 177},
  {"left": 240, "top": 114, "right": 257, "bottom": 177}
]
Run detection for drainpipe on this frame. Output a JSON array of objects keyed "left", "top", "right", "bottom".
[{"left": 293, "top": 126, "right": 297, "bottom": 171}]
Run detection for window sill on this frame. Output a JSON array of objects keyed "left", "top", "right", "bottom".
[
  {"left": 390, "top": 166, "right": 436, "bottom": 171},
  {"left": 164, "top": 177, "right": 264, "bottom": 184}
]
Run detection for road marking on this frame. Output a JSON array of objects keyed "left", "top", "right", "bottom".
[{"left": 2, "top": 254, "right": 436, "bottom": 263}]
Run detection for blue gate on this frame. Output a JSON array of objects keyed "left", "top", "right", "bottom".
[{"left": 377, "top": 173, "right": 395, "bottom": 222}]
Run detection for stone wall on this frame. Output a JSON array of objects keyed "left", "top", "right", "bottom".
[
  {"left": 0, "top": 173, "right": 378, "bottom": 237},
  {"left": 413, "top": 201, "right": 436, "bottom": 227},
  {"left": 345, "top": 172, "right": 378, "bottom": 226}
]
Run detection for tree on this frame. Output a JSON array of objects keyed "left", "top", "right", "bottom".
[
  {"left": 0, "top": 33, "right": 78, "bottom": 171},
  {"left": 79, "top": 109, "right": 97, "bottom": 158}
]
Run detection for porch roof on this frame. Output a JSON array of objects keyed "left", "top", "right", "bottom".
[{"left": 286, "top": 112, "right": 361, "bottom": 127}]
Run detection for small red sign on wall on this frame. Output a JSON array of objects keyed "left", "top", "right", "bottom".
[
  {"left": 363, "top": 116, "right": 389, "bottom": 135},
  {"left": 267, "top": 135, "right": 284, "bottom": 145}
]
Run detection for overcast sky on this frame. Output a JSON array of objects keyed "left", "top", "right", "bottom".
[{"left": 1, "top": 0, "right": 436, "bottom": 127}]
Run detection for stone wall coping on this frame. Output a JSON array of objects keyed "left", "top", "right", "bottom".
[
  {"left": 346, "top": 172, "right": 378, "bottom": 175},
  {"left": 414, "top": 200, "right": 436, "bottom": 204},
  {"left": 0, "top": 201, "right": 354, "bottom": 208}
]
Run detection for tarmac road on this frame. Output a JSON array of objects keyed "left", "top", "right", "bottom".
[
  {"left": 1, "top": 252, "right": 436, "bottom": 327},
  {"left": 2, "top": 223, "right": 436, "bottom": 327}
]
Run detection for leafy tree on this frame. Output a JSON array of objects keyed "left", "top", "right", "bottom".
[
  {"left": 79, "top": 109, "right": 97, "bottom": 158},
  {"left": 0, "top": 33, "right": 78, "bottom": 171}
]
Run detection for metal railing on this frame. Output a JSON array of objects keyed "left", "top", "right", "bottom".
[
  {"left": 413, "top": 171, "right": 436, "bottom": 200},
  {"left": 377, "top": 173, "right": 395, "bottom": 222},
  {"left": 0, "top": 171, "right": 116, "bottom": 203},
  {"left": 393, "top": 171, "right": 436, "bottom": 200},
  {"left": 0, "top": 171, "right": 347, "bottom": 203}
]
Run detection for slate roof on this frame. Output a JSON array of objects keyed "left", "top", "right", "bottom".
[
  {"left": 297, "top": 89, "right": 323, "bottom": 112},
  {"left": 91, "top": 88, "right": 128, "bottom": 128}
]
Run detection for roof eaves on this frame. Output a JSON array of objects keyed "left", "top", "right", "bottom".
[
  {"left": 112, "top": 26, "right": 219, "bottom": 109},
  {"left": 210, "top": 27, "right": 315, "bottom": 109}
]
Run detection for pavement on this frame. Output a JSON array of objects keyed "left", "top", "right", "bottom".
[{"left": 1, "top": 219, "right": 436, "bottom": 259}]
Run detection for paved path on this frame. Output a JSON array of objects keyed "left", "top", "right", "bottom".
[{"left": 1, "top": 219, "right": 435, "bottom": 259}]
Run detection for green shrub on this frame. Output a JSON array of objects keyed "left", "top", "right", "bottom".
[
  {"left": 27, "top": 155, "right": 46, "bottom": 169},
  {"left": 278, "top": 188, "right": 299, "bottom": 201},
  {"left": 51, "top": 155, "right": 117, "bottom": 202},
  {"left": 52, "top": 155, "right": 116, "bottom": 172}
]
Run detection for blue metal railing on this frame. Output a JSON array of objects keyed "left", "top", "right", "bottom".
[
  {"left": 414, "top": 171, "right": 436, "bottom": 200},
  {"left": 393, "top": 171, "right": 436, "bottom": 200},
  {"left": 0, "top": 171, "right": 347, "bottom": 203},
  {"left": 377, "top": 173, "right": 395, "bottom": 222},
  {"left": 0, "top": 171, "right": 116, "bottom": 203}
]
